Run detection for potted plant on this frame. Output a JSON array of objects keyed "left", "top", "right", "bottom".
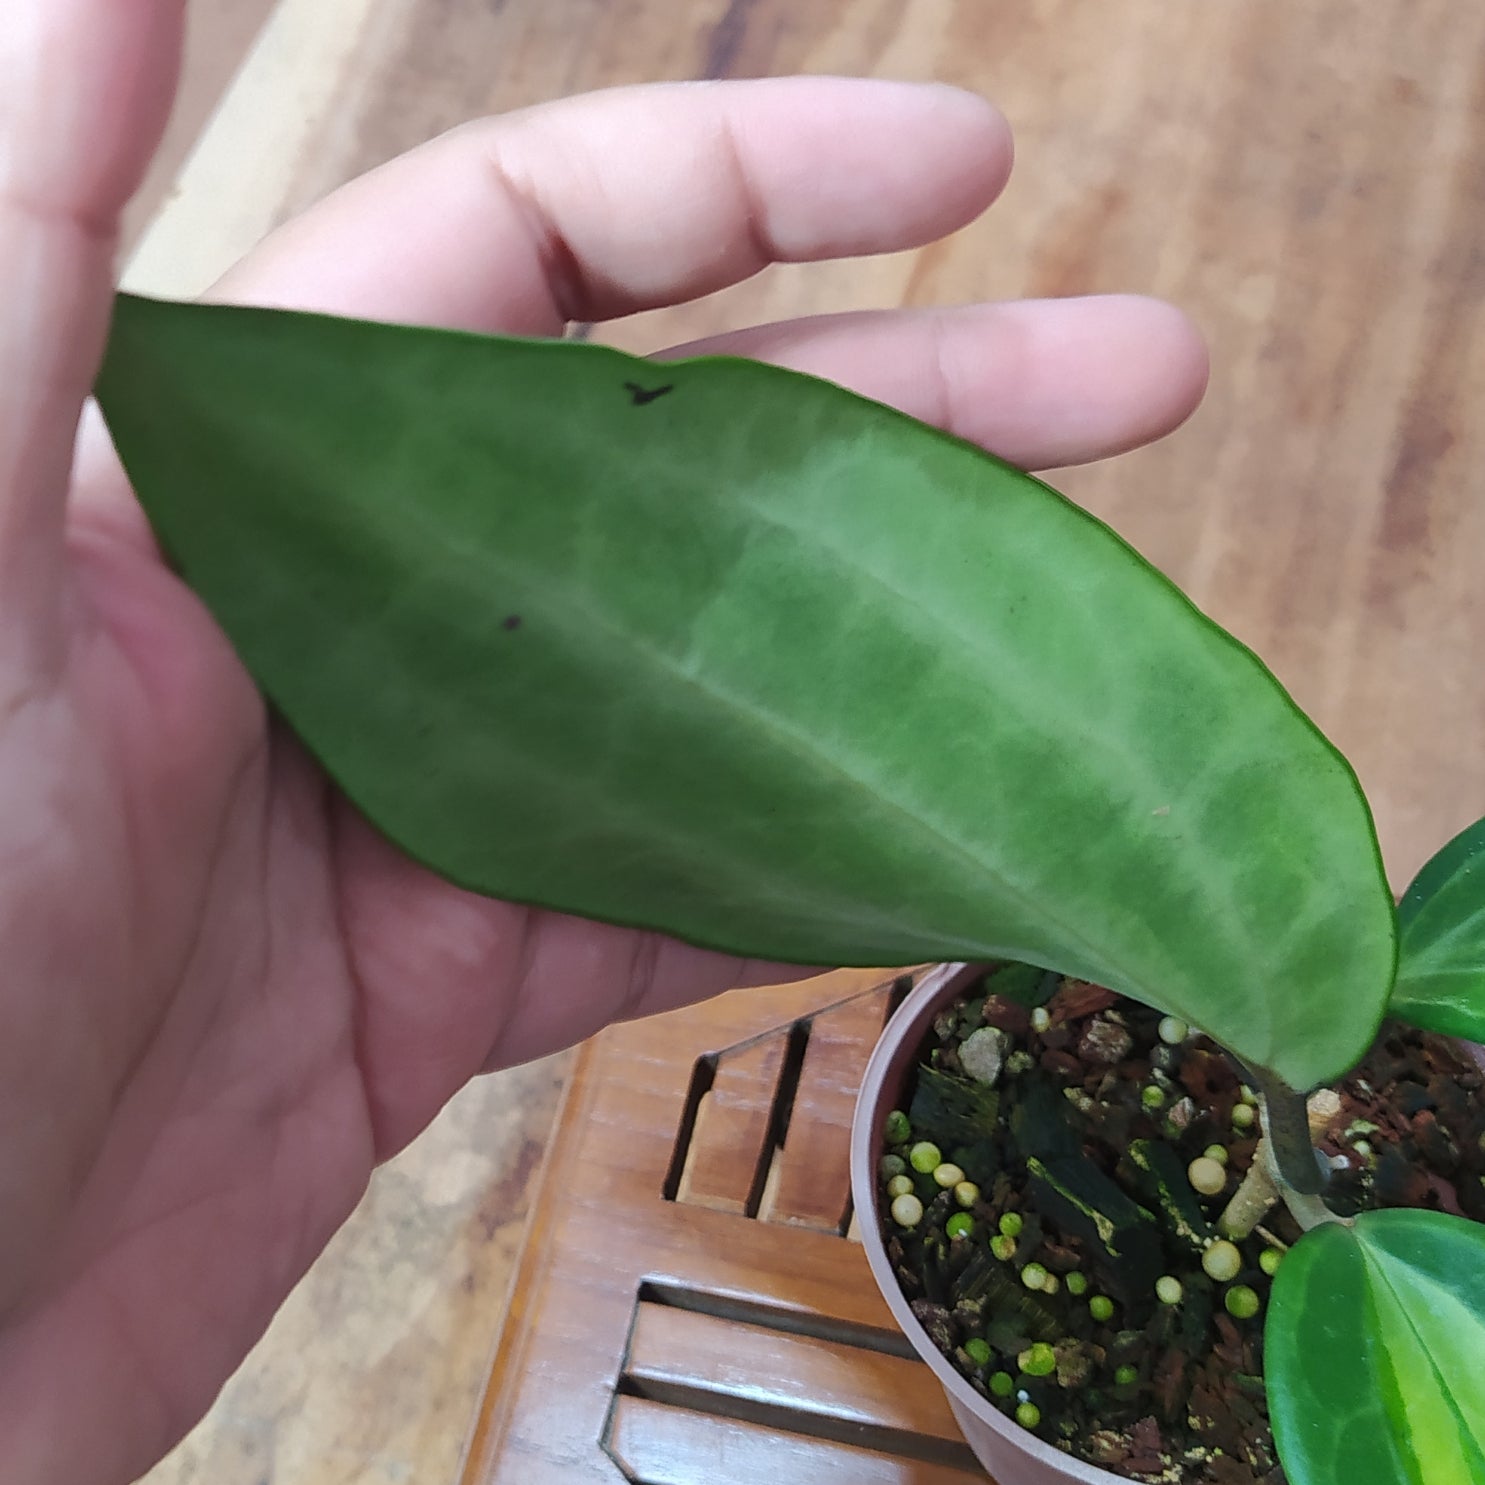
[
  {"left": 850, "top": 951, "right": 1485, "bottom": 1485},
  {"left": 94, "top": 293, "right": 1485, "bottom": 1485}
]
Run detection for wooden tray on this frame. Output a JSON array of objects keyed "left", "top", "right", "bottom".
[{"left": 458, "top": 969, "right": 993, "bottom": 1484}]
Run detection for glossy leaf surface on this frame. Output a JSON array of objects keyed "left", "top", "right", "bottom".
[
  {"left": 1266, "top": 1208, "right": 1485, "bottom": 1485},
  {"left": 1392, "top": 815, "right": 1485, "bottom": 1040},
  {"left": 96, "top": 294, "right": 1396, "bottom": 1088}
]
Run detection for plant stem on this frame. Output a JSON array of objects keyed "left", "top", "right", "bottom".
[
  {"left": 1217, "top": 1087, "right": 1344, "bottom": 1239},
  {"left": 1217, "top": 1158, "right": 1275, "bottom": 1241},
  {"left": 1276, "top": 1182, "right": 1339, "bottom": 1233},
  {"left": 1253, "top": 1073, "right": 1327, "bottom": 1195}
]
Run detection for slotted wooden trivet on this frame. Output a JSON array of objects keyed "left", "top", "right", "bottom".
[{"left": 458, "top": 969, "right": 994, "bottom": 1485}]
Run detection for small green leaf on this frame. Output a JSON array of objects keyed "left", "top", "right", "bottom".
[
  {"left": 983, "top": 961, "right": 1056, "bottom": 1007},
  {"left": 95, "top": 293, "right": 1397, "bottom": 1088},
  {"left": 1266, "top": 1209, "right": 1485, "bottom": 1485},
  {"left": 1392, "top": 815, "right": 1485, "bottom": 1040}
]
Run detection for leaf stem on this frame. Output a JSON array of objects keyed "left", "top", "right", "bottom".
[
  {"left": 1274, "top": 1181, "right": 1341, "bottom": 1233},
  {"left": 1253, "top": 1073, "right": 1327, "bottom": 1195}
]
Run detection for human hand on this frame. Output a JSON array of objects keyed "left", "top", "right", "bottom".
[{"left": 0, "top": 4, "right": 1207, "bottom": 1480}]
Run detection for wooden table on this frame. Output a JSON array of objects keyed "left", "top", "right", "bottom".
[
  {"left": 137, "top": 1, "right": 1485, "bottom": 1481},
  {"left": 456, "top": 968, "right": 997, "bottom": 1485}
]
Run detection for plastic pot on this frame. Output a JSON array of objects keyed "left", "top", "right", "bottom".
[{"left": 852, "top": 965, "right": 1485, "bottom": 1485}]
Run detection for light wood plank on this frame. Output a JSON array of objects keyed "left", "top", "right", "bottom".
[
  {"left": 607, "top": 1397, "right": 987, "bottom": 1485},
  {"left": 122, "top": 0, "right": 281, "bottom": 251},
  {"left": 626, "top": 1301, "right": 967, "bottom": 1446},
  {"left": 678, "top": 1037, "right": 788, "bottom": 1215},
  {"left": 766, "top": 993, "right": 891, "bottom": 1231},
  {"left": 125, "top": 0, "right": 399, "bottom": 293},
  {"left": 457, "top": 972, "right": 916, "bottom": 1485}
]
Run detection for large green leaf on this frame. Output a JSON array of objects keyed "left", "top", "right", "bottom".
[
  {"left": 95, "top": 293, "right": 1396, "bottom": 1088},
  {"left": 1266, "top": 1208, "right": 1485, "bottom": 1485},
  {"left": 1392, "top": 815, "right": 1485, "bottom": 1040}
]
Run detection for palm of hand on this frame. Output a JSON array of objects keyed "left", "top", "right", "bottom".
[
  {"left": 0, "top": 8, "right": 1206, "bottom": 1482},
  {"left": 6, "top": 434, "right": 792, "bottom": 1485}
]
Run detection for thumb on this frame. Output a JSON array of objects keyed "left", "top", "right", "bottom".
[{"left": 0, "top": 0, "right": 182, "bottom": 661}]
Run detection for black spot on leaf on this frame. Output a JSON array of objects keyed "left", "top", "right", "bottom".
[{"left": 624, "top": 381, "right": 674, "bottom": 406}]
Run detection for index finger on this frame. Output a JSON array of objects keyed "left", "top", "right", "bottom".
[
  {"left": 210, "top": 76, "right": 1013, "bottom": 334},
  {"left": 1, "top": 0, "right": 180, "bottom": 641}
]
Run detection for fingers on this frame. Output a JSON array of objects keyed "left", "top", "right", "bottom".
[
  {"left": 211, "top": 77, "right": 1012, "bottom": 333},
  {"left": 0, "top": 0, "right": 181, "bottom": 644},
  {"left": 75, "top": 76, "right": 1011, "bottom": 538},
  {"left": 667, "top": 295, "right": 1210, "bottom": 469},
  {"left": 204, "top": 76, "right": 1198, "bottom": 470}
]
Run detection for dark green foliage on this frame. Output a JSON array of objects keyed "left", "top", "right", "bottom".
[
  {"left": 983, "top": 962, "right": 1057, "bottom": 1008},
  {"left": 1026, "top": 1155, "right": 1161, "bottom": 1295},
  {"left": 1392, "top": 813, "right": 1485, "bottom": 1041},
  {"left": 909, "top": 1064, "right": 1001, "bottom": 1148},
  {"left": 1008, "top": 1074, "right": 1082, "bottom": 1162},
  {"left": 1125, "top": 1138, "right": 1214, "bottom": 1252}
]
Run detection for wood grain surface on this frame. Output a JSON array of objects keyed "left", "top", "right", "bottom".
[
  {"left": 121, "top": 0, "right": 281, "bottom": 250},
  {"left": 131, "top": 1, "right": 1485, "bottom": 1482}
]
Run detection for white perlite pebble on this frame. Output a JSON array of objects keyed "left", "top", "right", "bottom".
[
  {"left": 891, "top": 1193, "right": 924, "bottom": 1228},
  {"left": 959, "top": 1027, "right": 1009, "bottom": 1085},
  {"left": 1187, "top": 1156, "right": 1227, "bottom": 1196},
  {"left": 1202, "top": 1240, "right": 1243, "bottom": 1282},
  {"left": 1157, "top": 1015, "right": 1189, "bottom": 1045}
]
